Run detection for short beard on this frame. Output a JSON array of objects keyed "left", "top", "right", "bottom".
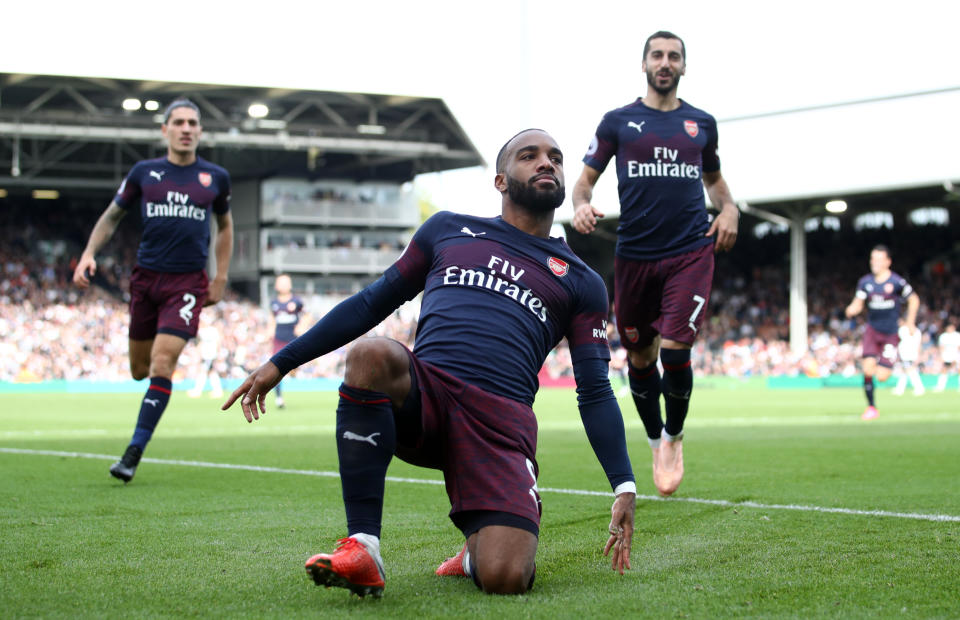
[
  {"left": 646, "top": 69, "right": 681, "bottom": 96},
  {"left": 506, "top": 174, "right": 565, "bottom": 212}
]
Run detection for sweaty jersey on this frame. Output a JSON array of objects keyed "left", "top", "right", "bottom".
[
  {"left": 114, "top": 156, "right": 231, "bottom": 273},
  {"left": 583, "top": 98, "right": 720, "bottom": 260},
  {"left": 388, "top": 211, "right": 612, "bottom": 405},
  {"left": 271, "top": 296, "right": 304, "bottom": 343},
  {"left": 854, "top": 272, "right": 914, "bottom": 334}
]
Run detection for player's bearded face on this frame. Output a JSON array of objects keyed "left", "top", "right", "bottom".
[
  {"left": 506, "top": 173, "right": 565, "bottom": 212},
  {"left": 646, "top": 65, "right": 681, "bottom": 95}
]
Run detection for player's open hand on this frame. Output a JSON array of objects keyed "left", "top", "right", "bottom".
[
  {"left": 73, "top": 256, "right": 97, "bottom": 288},
  {"left": 706, "top": 205, "right": 739, "bottom": 252},
  {"left": 572, "top": 203, "right": 604, "bottom": 235},
  {"left": 222, "top": 361, "right": 281, "bottom": 422},
  {"left": 603, "top": 491, "right": 636, "bottom": 574}
]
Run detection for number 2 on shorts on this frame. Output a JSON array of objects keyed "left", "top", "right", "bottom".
[{"left": 179, "top": 293, "right": 197, "bottom": 325}]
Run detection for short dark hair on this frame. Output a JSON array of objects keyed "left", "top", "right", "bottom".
[
  {"left": 495, "top": 128, "right": 546, "bottom": 173},
  {"left": 872, "top": 244, "right": 891, "bottom": 258},
  {"left": 163, "top": 98, "right": 201, "bottom": 124},
  {"left": 643, "top": 30, "right": 686, "bottom": 61}
]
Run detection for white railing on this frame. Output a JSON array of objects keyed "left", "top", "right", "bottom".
[
  {"left": 262, "top": 246, "right": 401, "bottom": 274},
  {"left": 261, "top": 198, "right": 418, "bottom": 227}
]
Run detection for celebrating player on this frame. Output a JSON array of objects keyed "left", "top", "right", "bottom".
[
  {"left": 73, "top": 98, "right": 234, "bottom": 482},
  {"left": 267, "top": 274, "right": 306, "bottom": 408},
  {"left": 224, "top": 129, "right": 636, "bottom": 597},
  {"left": 571, "top": 31, "right": 739, "bottom": 496},
  {"left": 844, "top": 245, "right": 920, "bottom": 420}
]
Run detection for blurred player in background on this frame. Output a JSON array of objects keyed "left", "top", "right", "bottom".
[
  {"left": 892, "top": 319, "right": 924, "bottom": 396},
  {"left": 187, "top": 310, "right": 225, "bottom": 399},
  {"left": 935, "top": 322, "right": 960, "bottom": 391},
  {"left": 73, "top": 98, "right": 233, "bottom": 482},
  {"left": 224, "top": 129, "right": 636, "bottom": 597},
  {"left": 844, "top": 245, "right": 919, "bottom": 420},
  {"left": 268, "top": 274, "right": 306, "bottom": 408},
  {"left": 571, "top": 30, "right": 739, "bottom": 496}
]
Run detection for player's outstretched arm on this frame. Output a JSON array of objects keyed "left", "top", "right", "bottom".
[
  {"left": 572, "top": 357, "right": 637, "bottom": 575},
  {"left": 572, "top": 166, "right": 604, "bottom": 234},
  {"left": 603, "top": 491, "right": 636, "bottom": 574},
  {"left": 222, "top": 361, "right": 281, "bottom": 422}
]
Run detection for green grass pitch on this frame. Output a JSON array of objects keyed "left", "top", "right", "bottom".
[{"left": 2, "top": 385, "right": 959, "bottom": 618}]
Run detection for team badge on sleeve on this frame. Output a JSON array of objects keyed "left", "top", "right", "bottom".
[
  {"left": 585, "top": 135, "right": 598, "bottom": 157},
  {"left": 684, "top": 120, "right": 699, "bottom": 138},
  {"left": 624, "top": 326, "right": 639, "bottom": 343},
  {"left": 198, "top": 172, "right": 212, "bottom": 187},
  {"left": 547, "top": 257, "right": 569, "bottom": 277}
]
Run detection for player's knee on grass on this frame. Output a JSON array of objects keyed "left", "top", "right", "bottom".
[
  {"left": 474, "top": 554, "right": 535, "bottom": 594},
  {"left": 469, "top": 525, "right": 538, "bottom": 595}
]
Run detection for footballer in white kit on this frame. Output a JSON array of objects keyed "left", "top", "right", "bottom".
[{"left": 935, "top": 324, "right": 960, "bottom": 391}]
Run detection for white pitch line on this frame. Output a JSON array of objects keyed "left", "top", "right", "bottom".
[{"left": 3, "top": 447, "right": 959, "bottom": 523}]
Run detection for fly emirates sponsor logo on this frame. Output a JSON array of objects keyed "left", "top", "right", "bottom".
[
  {"left": 146, "top": 191, "right": 207, "bottom": 221},
  {"left": 627, "top": 146, "right": 700, "bottom": 179},
  {"left": 443, "top": 255, "right": 548, "bottom": 323},
  {"left": 869, "top": 295, "right": 896, "bottom": 310}
]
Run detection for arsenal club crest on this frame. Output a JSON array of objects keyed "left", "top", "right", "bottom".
[
  {"left": 624, "top": 327, "right": 639, "bottom": 343},
  {"left": 684, "top": 120, "right": 699, "bottom": 138},
  {"left": 198, "top": 172, "right": 212, "bottom": 187},
  {"left": 548, "top": 257, "right": 569, "bottom": 277},
  {"left": 884, "top": 283, "right": 894, "bottom": 294}
]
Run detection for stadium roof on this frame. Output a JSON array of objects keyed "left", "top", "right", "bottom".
[{"left": 0, "top": 72, "right": 485, "bottom": 191}]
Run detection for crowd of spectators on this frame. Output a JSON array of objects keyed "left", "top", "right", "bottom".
[{"left": 2, "top": 199, "right": 958, "bottom": 384}]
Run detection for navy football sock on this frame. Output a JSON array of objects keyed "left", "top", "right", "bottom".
[
  {"left": 660, "top": 349, "right": 693, "bottom": 437},
  {"left": 864, "top": 375, "right": 875, "bottom": 407},
  {"left": 130, "top": 377, "right": 173, "bottom": 450},
  {"left": 628, "top": 360, "right": 663, "bottom": 440},
  {"left": 336, "top": 383, "right": 396, "bottom": 538}
]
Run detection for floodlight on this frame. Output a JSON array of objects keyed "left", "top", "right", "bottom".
[
  {"left": 248, "top": 103, "right": 269, "bottom": 118},
  {"left": 144, "top": 100, "right": 160, "bottom": 111},
  {"left": 122, "top": 98, "right": 142, "bottom": 111},
  {"left": 825, "top": 200, "right": 847, "bottom": 213},
  {"left": 32, "top": 189, "right": 60, "bottom": 200}
]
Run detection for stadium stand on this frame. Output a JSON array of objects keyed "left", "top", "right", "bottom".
[{"left": 3, "top": 190, "right": 958, "bottom": 383}]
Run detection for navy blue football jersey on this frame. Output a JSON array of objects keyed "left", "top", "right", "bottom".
[
  {"left": 271, "top": 296, "right": 305, "bottom": 342},
  {"left": 855, "top": 272, "right": 914, "bottom": 334},
  {"left": 114, "top": 157, "right": 231, "bottom": 273},
  {"left": 583, "top": 98, "right": 720, "bottom": 261},
  {"left": 387, "top": 211, "right": 611, "bottom": 405}
]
